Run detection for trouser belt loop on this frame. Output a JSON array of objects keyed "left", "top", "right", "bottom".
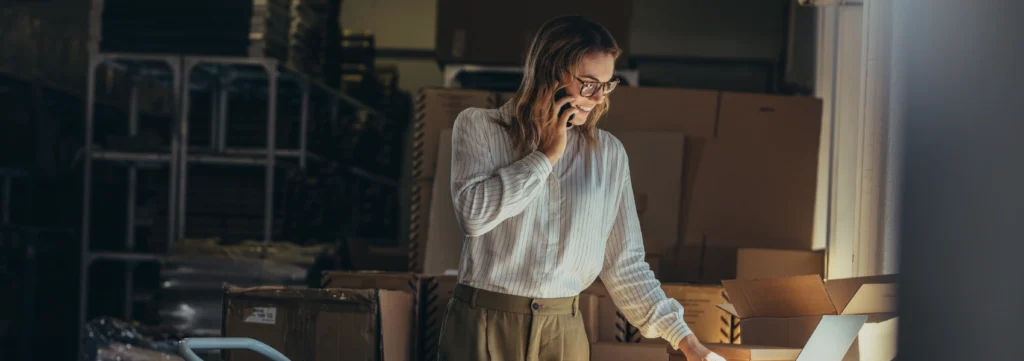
[
  {"left": 572, "top": 296, "right": 578, "bottom": 317},
  {"left": 470, "top": 287, "right": 479, "bottom": 308}
]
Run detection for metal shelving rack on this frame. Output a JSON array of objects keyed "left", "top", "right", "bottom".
[{"left": 77, "top": 50, "right": 399, "bottom": 357}]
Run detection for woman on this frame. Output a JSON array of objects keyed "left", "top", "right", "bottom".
[{"left": 438, "top": 16, "right": 725, "bottom": 361}]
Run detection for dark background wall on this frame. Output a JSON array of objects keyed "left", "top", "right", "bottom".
[{"left": 894, "top": 1, "right": 1024, "bottom": 360}]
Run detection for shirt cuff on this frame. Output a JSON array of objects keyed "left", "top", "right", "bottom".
[
  {"left": 524, "top": 150, "right": 554, "bottom": 176},
  {"left": 664, "top": 320, "right": 695, "bottom": 350}
]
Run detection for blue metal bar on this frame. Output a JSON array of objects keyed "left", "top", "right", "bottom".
[{"left": 178, "top": 338, "right": 290, "bottom": 361}]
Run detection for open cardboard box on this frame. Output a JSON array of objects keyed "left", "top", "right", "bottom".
[
  {"left": 717, "top": 274, "right": 898, "bottom": 361},
  {"left": 668, "top": 344, "right": 803, "bottom": 361}
]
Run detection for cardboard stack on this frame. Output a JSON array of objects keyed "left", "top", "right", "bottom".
[
  {"left": 320, "top": 271, "right": 459, "bottom": 361},
  {"left": 222, "top": 285, "right": 414, "bottom": 361}
]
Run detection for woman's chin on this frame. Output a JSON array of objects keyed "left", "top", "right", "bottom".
[{"left": 571, "top": 112, "right": 590, "bottom": 126}]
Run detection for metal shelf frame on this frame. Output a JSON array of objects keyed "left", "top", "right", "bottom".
[{"left": 76, "top": 50, "right": 400, "bottom": 358}]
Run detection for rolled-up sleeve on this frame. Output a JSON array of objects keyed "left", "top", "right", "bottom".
[
  {"left": 450, "top": 109, "right": 553, "bottom": 237},
  {"left": 599, "top": 161, "right": 693, "bottom": 349}
]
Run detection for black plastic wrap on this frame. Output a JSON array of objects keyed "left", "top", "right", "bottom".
[{"left": 81, "top": 317, "right": 184, "bottom": 361}]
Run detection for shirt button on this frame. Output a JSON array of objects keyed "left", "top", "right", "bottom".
[{"left": 531, "top": 303, "right": 540, "bottom": 310}]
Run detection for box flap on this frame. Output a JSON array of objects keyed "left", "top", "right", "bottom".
[
  {"left": 721, "top": 275, "right": 836, "bottom": 318},
  {"left": 823, "top": 274, "right": 898, "bottom": 315},
  {"left": 794, "top": 315, "right": 868, "bottom": 361},
  {"left": 716, "top": 303, "right": 739, "bottom": 318}
]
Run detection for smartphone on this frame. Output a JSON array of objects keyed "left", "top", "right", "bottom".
[{"left": 556, "top": 88, "right": 575, "bottom": 127}]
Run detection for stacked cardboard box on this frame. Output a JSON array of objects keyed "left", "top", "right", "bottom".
[
  {"left": 320, "top": 271, "right": 458, "bottom": 361},
  {"left": 222, "top": 285, "right": 414, "bottom": 361}
]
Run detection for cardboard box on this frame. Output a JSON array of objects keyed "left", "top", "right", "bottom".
[
  {"left": 735, "top": 248, "right": 824, "bottom": 280},
  {"left": 591, "top": 342, "right": 669, "bottom": 361},
  {"left": 412, "top": 88, "right": 497, "bottom": 182},
  {"left": 617, "top": 132, "right": 685, "bottom": 254},
  {"left": 436, "top": 0, "right": 632, "bottom": 66},
  {"left": 663, "top": 247, "right": 824, "bottom": 284},
  {"left": 223, "top": 286, "right": 414, "bottom": 361},
  {"left": 718, "top": 274, "right": 898, "bottom": 361},
  {"left": 685, "top": 92, "right": 823, "bottom": 250},
  {"left": 423, "top": 129, "right": 460, "bottom": 274},
  {"left": 584, "top": 281, "right": 738, "bottom": 344},
  {"left": 599, "top": 87, "right": 719, "bottom": 138},
  {"left": 579, "top": 293, "right": 600, "bottom": 343},
  {"left": 321, "top": 271, "right": 458, "bottom": 361},
  {"left": 662, "top": 245, "right": 739, "bottom": 284},
  {"left": 668, "top": 344, "right": 801, "bottom": 361},
  {"left": 408, "top": 180, "right": 434, "bottom": 273}
]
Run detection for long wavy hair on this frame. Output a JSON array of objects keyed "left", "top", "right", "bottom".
[{"left": 499, "top": 16, "right": 621, "bottom": 157}]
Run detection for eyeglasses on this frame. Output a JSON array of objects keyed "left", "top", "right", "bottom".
[{"left": 575, "top": 76, "right": 619, "bottom": 97}]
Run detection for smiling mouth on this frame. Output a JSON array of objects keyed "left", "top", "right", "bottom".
[{"left": 575, "top": 105, "right": 593, "bottom": 112}]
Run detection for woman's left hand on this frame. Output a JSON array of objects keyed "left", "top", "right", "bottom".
[{"left": 678, "top": 335, "right": 726, "bottom": 361}]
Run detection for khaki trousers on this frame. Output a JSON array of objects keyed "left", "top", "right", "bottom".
[{"left": 436, "top": 284, "right": 590, "bottom": 361}]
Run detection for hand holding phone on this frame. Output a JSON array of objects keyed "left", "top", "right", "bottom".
[
  {"left": 556, "top": 89, "right": 576, "bottom": 127},
  {"left": 540, "top": 91, "right": 576, "bottom": 165}
]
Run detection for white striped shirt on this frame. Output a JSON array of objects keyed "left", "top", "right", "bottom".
[{"left": 449, "top": 103, "right": 693, "bottom": 347}]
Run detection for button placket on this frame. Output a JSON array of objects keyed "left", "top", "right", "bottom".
[{"left": 546, "top": 176, "right": 560, "bottom": 273}]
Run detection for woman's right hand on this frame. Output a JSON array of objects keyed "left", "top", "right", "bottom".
[{"left": 539, "top": 95, "right": 577, "bottom": 165}]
